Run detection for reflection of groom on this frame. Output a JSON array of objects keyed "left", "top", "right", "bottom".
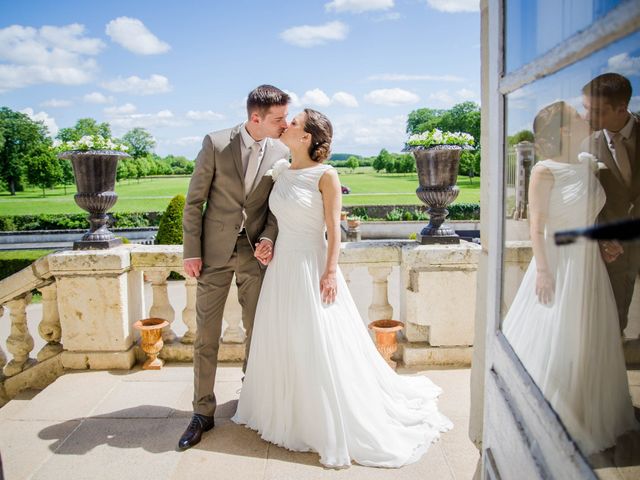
[
  {"left": 178, "top": 85, "right": 290, "bottom": 450},
  {"left": 582, "top": 73, "right": 640, "bottom": 333}
]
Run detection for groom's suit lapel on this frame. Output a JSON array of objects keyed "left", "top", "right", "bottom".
[{"left": 595, "top": 130, "right": 626, "bottom": 187}]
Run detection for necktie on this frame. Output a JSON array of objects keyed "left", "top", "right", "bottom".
[
  {"left": 244, "top": 141, "right": 261, "bottom": 196},
  {"left": 611, "top": 133, "right": 632, "bottom": 186}
]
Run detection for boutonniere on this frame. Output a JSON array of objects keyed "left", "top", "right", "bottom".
[
  {"left": 265, "top": 158, "right": 290, "bottom": 181},
  {"left": 577, "top": 152, "right": 602, "bottom": 173}
]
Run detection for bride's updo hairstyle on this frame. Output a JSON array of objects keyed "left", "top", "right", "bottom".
[
  {"left": 533, "top": 101, "right": 578, "bottom": 159},
  {"left": 303, "top": 108, "right": 333, "bottom": 163}
]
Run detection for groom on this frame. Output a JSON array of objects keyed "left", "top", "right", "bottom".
[
  {"left": 179, "top": 85, "right": 290, "bottom": 450},
  {"left": 582, "top": 73, "right": 640, "bottom": 334}
]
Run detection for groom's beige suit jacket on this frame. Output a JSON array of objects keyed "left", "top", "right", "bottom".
[{"left": 183, "top": 124, "right": 289, "bottom": 267}]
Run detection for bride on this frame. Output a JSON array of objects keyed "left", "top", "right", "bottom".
[
  {"left": 231, "top": 108, "right": 452, "bottom": 468},
  {"left": 502, "top": 101, "right": 638, "bottom": 455}
]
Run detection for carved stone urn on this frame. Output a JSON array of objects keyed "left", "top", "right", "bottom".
[
  {"left": 368, "top": 319, "right": 404, "bottom": 369},
  {"left": 133, "top": 317, "right": 169, "bottom": 370},
  {"left": 58, "top": 150, "right": 129, "bottom": 250},
  {"left": 411, "top": 145, "right": 461, "bottom": 244}
]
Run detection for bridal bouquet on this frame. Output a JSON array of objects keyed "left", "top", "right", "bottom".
[
  {"left": 54, "top": 135, "right": 129, "bottom": 153},
  {"left": 406, "top": 129, "right": 475, "bottom": 150}
]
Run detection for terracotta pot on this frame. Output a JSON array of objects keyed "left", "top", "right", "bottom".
[
  {"left": 368, "top": 319, "right": 404, "bottom": 369},
  {"left": 347, "top": 219, "right": 361, "bottom": 229},
  {"left": 133, "top": 317, "right": 169, "bottom": 370},
  {"left": 340, "top": 211, "right": 348, "bottom": 221}
]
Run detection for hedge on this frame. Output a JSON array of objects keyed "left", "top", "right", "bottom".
[
  {"left": 0, "top": 249, "right": 54, "bottom": 281},
  {"left": 0, "top": 212, "right": 163, "bottom": 232}
]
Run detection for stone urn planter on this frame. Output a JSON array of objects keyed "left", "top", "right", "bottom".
[
  {"left": 368, "top": 319, "right": 404, "bottom": 369},
  {"left": 411, "top": 146, "right": 461, "bottom": 244},
  {"left": 58, "top": 150, "right": 129, "bottom": 250},
  {"left": 133, "top": 317, "right": 169, "bottom": 370}
]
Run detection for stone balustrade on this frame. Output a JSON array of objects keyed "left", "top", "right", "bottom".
[{"left": 0, "top": 240, "right": 485, "bottom": 405}]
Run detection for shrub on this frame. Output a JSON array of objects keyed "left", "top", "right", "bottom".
[
  {"left": 385, "top": 208, "right": 404, "bottom": 221},
  {"left": 350, "top": 207, "right": 369, "bottom": 221},
  {"left": 0, "top": 249, "right": 54, "bottom": 281},
  {"left": 448, "top": 203, "right": 480, "bottom": 220},
  {"left": 0, "top": 212, "right": 162, "bottom": 231},
  {"left": 156, "top": 195, "right": 185, "bottom": 245}
]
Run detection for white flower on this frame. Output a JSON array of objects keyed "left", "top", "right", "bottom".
[
  {"left": 577, "top": 151, "right": 599, "bottom": 172},
  {"left": 267, "top": 158, "right": 290, "bottom": 180}
]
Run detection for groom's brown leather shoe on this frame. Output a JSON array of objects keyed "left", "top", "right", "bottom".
[{"left": 178, "top": 414, "right": 215, "bottom": 450}]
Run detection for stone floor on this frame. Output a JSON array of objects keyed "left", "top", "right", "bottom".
[{"left": 0, "top": 364, "right": 479, "bottom": 480}]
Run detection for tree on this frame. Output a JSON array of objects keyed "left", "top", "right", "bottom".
[
  {"left": 58, "top": 159, "right": 75, "bottom": 195},
  {"left": 24, "top": 143, "right": 62, "bottom": 196},
  {"left": 122, "top": 127, "right": 156, "bottom": 159},
  {"left": 0, "top": 107, "right": 52, "bottom": 195},
  {"left": 373, "top": 149, "right": 391, "bottom": 172},
  {"left": 406, "top": 107, "right": 445, "bottom": 134},
  {"left": 508, "top": 129, "right": 534, "bottom": 146},
  {"left": 57, "top": 118, "right": 111, "bottom": 142},
  {"left": 399, "top": 154, "right": 415, "bottom": 174},
  {"left": 345, "top": 156, "right": 359, "bottom": 173}
]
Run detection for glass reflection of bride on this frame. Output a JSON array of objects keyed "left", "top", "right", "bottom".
[{"left": 503, "top": 101, "right": 638, "bottom": 455}]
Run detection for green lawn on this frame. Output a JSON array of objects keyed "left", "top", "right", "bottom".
[{"left": 0, "top": 172, "right": 480, "bottom": 215}]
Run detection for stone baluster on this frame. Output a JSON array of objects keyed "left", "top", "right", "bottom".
[
  {"left": 367, "top": 266, "right": 393, "bottom": 322},
  {"left": 181, "top": 273, "right": 197, "bottom": 344},
  {"left": 222, "top": 280, "right": 245, "bottom": 343},
  {"left": 37, "top": 284, "right": 63, "bottom": 361},
  {"left": 341, "top": 264, "right": 354, "bottom": 289},
  {"left": 0, "top": 306, "right": 6, "bottom": 373},
  {"left": 4, "top": 294, "right": 35, "bottom": 376},
  {"left": 146, "top": 270, "right": 177, "bottom": 343}
]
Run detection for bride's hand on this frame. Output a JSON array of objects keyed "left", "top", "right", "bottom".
[
  {"left": 535, "top": 270, "right": 555, "bottom": 305},
  {"left": 320, "top": 271, "right": 337, "bottom": 304}
]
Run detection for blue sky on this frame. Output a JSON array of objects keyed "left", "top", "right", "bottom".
[{"left": 0, "top": 0, "right": 480, "bottom": 158}]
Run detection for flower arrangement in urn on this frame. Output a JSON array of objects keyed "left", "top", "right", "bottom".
[
  {"left": 405, "top": 129, "right": 475, "bottom": 244},
  {"left": 56, "top": 135, "right": 130, "bottom": 249}
]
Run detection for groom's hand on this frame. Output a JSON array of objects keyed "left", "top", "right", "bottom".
[
  {"left": 183, "top": 258, "right": 202, "bottom": 278},
  {"left": 254, "top": 239, "right": 273, "bottom": 265},
  {"left": 600, "top": 240, "right": 623, "bottom": 263}
]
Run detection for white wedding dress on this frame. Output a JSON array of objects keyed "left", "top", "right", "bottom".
[
  {"left": 232, "top": 163, "right": 452, "bottom": 468},
  {"left": 502, "top": 159, "right": 638, "bottom": 455}
]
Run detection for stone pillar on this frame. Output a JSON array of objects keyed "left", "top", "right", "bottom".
[
  {"left": 400, "top": 242, "right": 481, "bottom": 366},
  {"left": 37, "top": 284, "right": 63, "bottom": 361},
  {"left": 49, "top": 248, "right": 136, "bottom": 370},
  {"left": 4, "top": 294, "right": 35, "bottom": 376},
  {"left": 513, "top": 141, "right": 534, "bottom": 220},
  {"left": 222, "top": 281, "right": 245, "bottom": 344},
  {"left": 367, "top": 266, "right": 393, "bottom": 322},
  {"left": 341, "top": 264, "right": 354, "bottom": 289},
  {"left": 181, "top": 274, "right": 197, "bottom": 344},
  {"left": 146, "top": 270, "right": 177, "bottom": 343}
]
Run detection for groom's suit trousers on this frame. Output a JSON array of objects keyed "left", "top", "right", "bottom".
[{"left": 192, "top": 236, "right": 264, "bottom": 417}]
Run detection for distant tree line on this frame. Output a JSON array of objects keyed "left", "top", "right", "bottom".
[{"left": 0, "top": 108, "right": 194, "bottom": 197}]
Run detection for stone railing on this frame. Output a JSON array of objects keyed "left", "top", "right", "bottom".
[
  {"left": 0, "top": 240, "right": 483, "bottom": 404},
  {"left": 0, "top": 256, "right": 65, "bottom": 406}
]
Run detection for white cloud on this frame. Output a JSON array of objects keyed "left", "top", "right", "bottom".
[
  {"left": 364, "top": 88, "right": 420, "bottom": 106},
  {"left": 20, "top": 107, "right": 58, "bottom": 137},
  {"left": 301, "top": 88, "right": 332, "bottom": 107},
  {"left": 107, "top": 109, "right": 184, "bottom": 131},
  {"left": 104, "top": 103, "right": 137, "bottom": 115},
  {"left": 332, "top": 113, "right": 407, "bottom": 154},
  {"left": 607, "top": 52, "right": 640, "bottom": 77},
  {"left": 325, "top": 0, "right": 394, "bottom": 13},
  {"left": 186, "top": 110, "right": 225, "bottom": 121},
  {"left": 101, "top": 74, "right": 172, "bottom": 95},
  {"left": 40, "top": 98, "right": 72, "bottom": 108},
  {"left": 83, "top": 92, "right": 114, "bottom": 104},
  {"left": 630, "top": 96, "right": 640, "bottom": 111},
  {"left": 0, "top": 24, "right": 104, "bottom": 92},
  {"left": 456, "top": 88, "right": 476, "bottom": 100},
  {"left": 332, "top": 91, "right": 359, "bottom": 107},
  {"left": 428, "top": 90, "right": 456, "bottom": 106},
  {"left": 367, "top": 73, "right": 464, "bottom": 82},
  {"left": 105, "top": 17, "right": 170, "bottom": 55},
  {"left": 426, "top": 0, "right": 479, "bottom": 13},
  {"left": 166, "top": 136, "right": 203, "bottom": 147},
  {"left": 280, "top": 21, "right": 348, "bottom": 48},
  {"left": 284, "top": 90, "right": 302, "bottom": 107}
]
